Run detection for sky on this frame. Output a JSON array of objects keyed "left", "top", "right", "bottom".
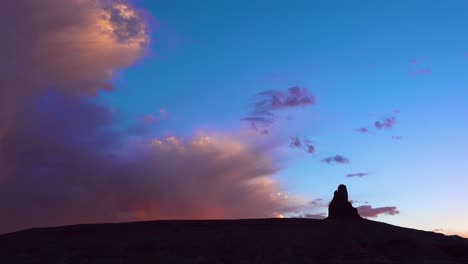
[{"left": 0, "top": 0, "right": 467, "bottom": 237}]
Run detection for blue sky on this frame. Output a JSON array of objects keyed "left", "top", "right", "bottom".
[{"left": 94, "top": 1, "right": 468, "bottom": 235}]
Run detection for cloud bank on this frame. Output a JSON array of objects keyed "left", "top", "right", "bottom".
[{"left": 0, "top": 95, "right": 299, "bottom": 234}]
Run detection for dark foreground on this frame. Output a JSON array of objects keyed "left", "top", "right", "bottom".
[{"left": 1, "top": 218, "right": 467, "bottom": 264}]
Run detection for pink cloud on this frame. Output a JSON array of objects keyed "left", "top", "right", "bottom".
[
  {"left": 357, "top": 205, "right": 399, "bottom": 218},
  {"left": 0, "top": 0, "right": 151, "bottom": 141},
  {"left": 140, "top": 109, "right": 168, "bottom": 124}
]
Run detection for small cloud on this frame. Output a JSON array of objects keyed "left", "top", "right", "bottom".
[
  {"left": 392, "top": 136, "right": 403, "bottom": 140},
  {"left": 433, "top": 228, "right": 444, "bottom": 233},
  {"left": 375, "top": 116, "right": 396, "bottom": 130},
  {"left": 357, "top": 205, "right": 399, "bottom": 218},
  {"left": 306, "top": 143, "right": 315, "bottom": 154},
  {"left": 140, "top": 109, "right": 168, "bottom": 124},
  {"left": 346, "top": 172, "right": 369, "bottom": 178},
  {"left": 309, "top": 198, "right": 328, "bottom": 208},
  {"left": 255, "top": 86, "right": 316, "bottom": 111},
  {"left": 289, "top": 136, "right": 302, "bottom": 148},
  {"left": 357, "top": 127, "right": 369, "bottom": 134},
  {"left": 141, "top": 114, "right": 157, "bottom": 124},
  {"left": 322, "top": 155, "right": 350, "bottom": 165}
]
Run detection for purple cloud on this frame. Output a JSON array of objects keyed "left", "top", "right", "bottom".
[
  {"left": 392, "top": 136, "right": 403, "bottom": 140},
  {"left": 346, "top": 172, "right": 369, "bottom": 178},
  {"left": 242, "top": 86, "right": 316, "bottom": 134},
  {"left": 375, "top": 116, "right": 396, "bottom": 130},
  {"left": 357, "top": 205, "right": 399, "bottom": 218},
  {"left": 255, "top": 86, "right": 316, "bottom": 111},
  {"left": 322, "top": 155, "right": 350, "bottom": 165},
  {"left": 0, "top": 94, "right": 303, "bottom": 234},
  {"left": 289, "top": 136, "right": 302, "bottom": 148},
  {"left": 357, "top": 127, "right": 369, "bottom": 134},
  {"left": 306, "top": 143, "right": 316, "bottom": 154}
]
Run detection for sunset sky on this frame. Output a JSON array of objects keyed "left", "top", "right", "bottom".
[{"left": 1, "top": 0, "right": 467, "bottom": 237}]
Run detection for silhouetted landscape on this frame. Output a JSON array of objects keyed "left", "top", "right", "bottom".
[
  {"left": 2, "top": 218, "right": 468, "bottom": 263},
  {"left": 1, "top": 185, "right": 467, "bottom": 263}
]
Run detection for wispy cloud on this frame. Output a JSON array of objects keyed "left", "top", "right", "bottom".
[
  {"left": 357, "top": 127, "right": 370, "bottom": 134},
  {"left": 140, "top": 109, "right": 168, "bottom": 124},
  {"left": 346, "top": 172, "right": 369, "bottom": 178},
  {"left": 255, "top": 86, "right": 316, "bottom": 111},
  {"left": 242, "top": 86, "right": 316, "bottom": 134}
]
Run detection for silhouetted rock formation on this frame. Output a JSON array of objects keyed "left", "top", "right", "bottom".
[{"left": 327, "top": 184, "right": 361, "bottom": 220}]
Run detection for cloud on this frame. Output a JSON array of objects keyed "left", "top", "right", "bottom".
[
  {"left": 0, "top": 94, "right": 303, "bottom": 234},
  {"left": 289, "top": 137, "right": 302, "bottom": 148},
  {"left": 140, "top": 109, "right": 168, "bottom": 124},
  {"left": 255, "top": 86, "right": 316, "bottom": 111},
  {"left": 322, "top": 155, "right": 350, "bottom": 165},
  {"left": 392, "top": 136, "right": 403, "bottom": 140},
  {"left": 0, "top": 0, "right": 150, "bottom": 138},
  {"left": 242, "top": 86, "right": 316, "bottom": 134},
  {"left": 357, "top": 127, "right": 369, "bottom": 134},
  {"left": 0, "top": 0, "right": 151, "bottom": 183},
  {"left": 0, "top": 0, "right": 149, "bottom": 94},
  {"left": 306, "top": 143, "right": 316, "bottom": 154},
  {"left": 375, "top": 116, "right": 396, "bottom": 130},
  {"left": 357, "top": 205, "right": 399, "bottom": 218},
  {"left": 309, "top": 198, "right": 328, "bottom": 208},
  {"left": 346, "top": 172, "right": 369, "bottom": 178}
]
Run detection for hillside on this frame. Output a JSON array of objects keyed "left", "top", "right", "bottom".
[{"left": 1, "top": 218, "right": 467, "bottom": 264}]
